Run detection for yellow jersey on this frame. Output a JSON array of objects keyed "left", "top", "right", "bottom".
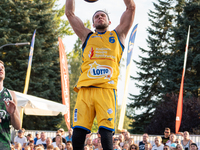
[{"left": 75, "top": 30, "right": 124, "bottom": 91}]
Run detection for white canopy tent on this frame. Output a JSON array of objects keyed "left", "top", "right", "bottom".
[{"left": 15, "top": 91, "right": 67, "bottom": 116}]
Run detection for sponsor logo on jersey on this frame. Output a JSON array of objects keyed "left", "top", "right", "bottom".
[
  {"left": 91, "top": 36, "right": 102, "bottom": 38},
  {"left": 0, "top": 110, "right": 7, "bottom": 119},
  {"left": 87, "top": 61, "right": 113, "bottom": 79},
  {"left": 107, "top": 108, "right": 113, "bottom": 114},
  {"left": 74, "top": 108, "right": 78, "bottom": 122}
]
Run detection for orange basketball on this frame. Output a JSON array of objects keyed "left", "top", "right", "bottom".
[{"left": 84, "top": 0, "right": 98, "bottom": 3}]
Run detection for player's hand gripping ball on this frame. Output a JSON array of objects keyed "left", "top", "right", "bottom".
[{"left": 84, "top": 0, "right": 98, "bottom": 3}]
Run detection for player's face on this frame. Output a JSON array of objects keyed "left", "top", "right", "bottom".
[
  {"left": 93, "top": 11, "right": 111, "bottom": 30},
  {"left": 0, "top": 63, "right": 5, "bottom": 81}
]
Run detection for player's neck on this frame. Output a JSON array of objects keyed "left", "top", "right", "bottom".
[
  {"left": 95, "top": 28, "right": 108, "bottom": 33},
  {"left": 0, "top": 81, "right": 3, "bottom": 91}
]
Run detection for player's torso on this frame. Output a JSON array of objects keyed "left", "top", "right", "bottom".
[
  {"left": 77, "top": 30, "right": 124, "bottom": 89},
  {"left": 0, "top": 88, "right": 12, "bottom": 149}
]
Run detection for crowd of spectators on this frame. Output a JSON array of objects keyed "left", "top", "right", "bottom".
[{"left": 11, "top": 127, "right": 200, "bottom": 150}]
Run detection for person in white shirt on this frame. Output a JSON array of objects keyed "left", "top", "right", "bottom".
[
  {"left": 152, "top": 136, "right": 164, "bottom": 150},
  {"left": 14, "top": 129, "right": 27, "bottom": 148},
  {"left": 36, "top": 131, "right": 47, "bottom": 149},
  {"left": 166, "top": 133, "right": 177, "bottom": 147}
]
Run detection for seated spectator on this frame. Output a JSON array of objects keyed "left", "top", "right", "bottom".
[
  {"left": 46, "top": 137, "right": 53, "bottom": 148},
  {"left": 93, "top": 138, "right": 100, "bottom": 150},
  {"left": 139, "top": 133, "right": 149, "bottom": 150},
  {"left": 85, "top": 136, "right": 93, "bottom": 149},
  {"left": 175, "top": 139, "right": 181, "bottom": 145},
  {"left": 180, "top": 131, "right": 194, "bottom": 150},
  {"left": 14, "top": 130, "right": 27, "bottom": 149},
  {"left": 113, "top": 144, "right": 121, "bottom": 150},
  {"left": 52, "top": 130, "right": 67, "bottom": 144},
  {"left": 34, "top": 132, "right": 41, "bottom": 145},
  {"left": 59, "top": 128, "right": 65, "bottom": 138},
  {"left": 65, "top": 128, "right": 73, "bottom": 142},
  {"left": 166, "top": 133, "right": 176, "bottom": 147},
  {"left": 66, "top": 141, "right": 73, "bottom": 150},
  {"left": 145, "top": 142, "right": 152, "bottom": 150},
  {"left": 53, "top": 147, "right": 60, "bottom": 150},
  {"left": 121, "top": 129, "right": 127, "bottom": 137},
  {"left": 36, "top": 132, "right": 47, "bottom": 149},
  {"left": 84, "top": 145, "right": 90, "bottom": 150},
  {"left": 52, "top": 134, "right": 65, "bottom": 148},
  {"left": 123, "top": 143, "right": 130, "bottom": 150},
  {"left": 163, "top": 145, "right": 170, "bottom": 150},
  {"left": 129, "top": 143, "right": 139, "bottom": 150},
  {"left": 14, "top": 142, "right": 22, "bottom": 150},
  {"left": 152, "top": 136, "right": 164, "bottom": 150},
  {"left": 176, "top": 144, "right": 184, "bottom": 150},
  {"left": 26, "top": 134, "right": 34, "bottom": 146},
  {"left": 128, "top": 138, "right": 134, "bottom": 146},
  {"left": 58, "top": 143, "right": 65, "bottom": 150},
  {"left": 113, "top": 137, "right": 120, "bottom": 146},
  {"left": 118, "top": 133, "right": 125, "bottom": 148},
  {"left": 162, "top": 128, "right": 171, "bottom": 145},
  {"left": 124, "top": 132, "right": 131, "bottom": 144},
  {"left": 36, "top": 147, "right": 44, "bottom": 150},
  {"left": 170, "top": 143, "right": 177, "bottom": 150},
  {"left": 47, "top": 145, "right": 54, "bottom": 150},
  {"left": 28, "top": 140, "right": 34, "bottom": 150},
  {"left": 190, "top": 143, "right": 198, "bottom": 150},
  {"left": 24, "top": 146, "right": 31, "bottom": 150}
]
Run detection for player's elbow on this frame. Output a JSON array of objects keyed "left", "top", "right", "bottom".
[{"left": 65, "top": 9, "right": 75, "bottom": 19}]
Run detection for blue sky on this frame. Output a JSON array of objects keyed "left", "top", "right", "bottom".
[{"left": 58, "top": 0, "right": 157, "bottom": 110}]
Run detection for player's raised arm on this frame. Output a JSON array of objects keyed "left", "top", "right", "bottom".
[
  {"left": 115, "top": 0, "right": 136, "bottom": 45},
  {"left": 65, "top": 0, "right": 92, "bottom": 42},
  {"left": 5, "top": 90, "right": 21, "bottom": 129}
]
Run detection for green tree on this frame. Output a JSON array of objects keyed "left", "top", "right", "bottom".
[
  {"left": 128, "top": 0, "right": 174, "bottom": 133},
  {"left": 145, "top": 94, "right": 200, "bottom": 134},
  {"left": 0, "top": 0, "right": 71, "bottom": 130},
  {"left": 162, "top": 1, "right": 200, "bottom": 96}
]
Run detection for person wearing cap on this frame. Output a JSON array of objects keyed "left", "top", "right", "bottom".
[
  {"left": 52, "top": 130, "right": 67, "bottom": 144},
  {"left": 190, "top": 143, "right": 198, "bottom": 150},
  {"left": 34, "top": 131, "right": 41, "bottom": 145},
  {"left": 59, "top": 128, "right": 65, "bottom": 138},
  {"left": 65, "top": 0, "right": 136, "bottom": 149},
  {"left": 0, "top": 60, "right": 21, "bottom": 149},
  {"left": 14, "top": 129, "right": 27, "bottom": 149}
]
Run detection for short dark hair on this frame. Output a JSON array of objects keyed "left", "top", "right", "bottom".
[
  {"left": 165, "top": 128, "right": 170, "bottom": 132},
  {"left": 92, "top": 10, "right": 110, "bottom": 23},
  {"left": 66, "top": 141, "right": 72, "bottom": 144}
]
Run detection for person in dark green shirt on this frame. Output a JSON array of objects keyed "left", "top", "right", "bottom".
[{"left": 0, "top": 60, "right": 21, "bottom": 150}]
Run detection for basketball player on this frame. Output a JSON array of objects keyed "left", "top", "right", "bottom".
[
  {"left": 65, "top": 0, "right": 136, "bottom": 149},
  {"left": 0, "top": 60, "right": 21, "bottom": 149}
]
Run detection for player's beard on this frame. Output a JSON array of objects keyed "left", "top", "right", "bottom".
[{"left": 95, "top": 23, "right": 109, "bottom": 30}]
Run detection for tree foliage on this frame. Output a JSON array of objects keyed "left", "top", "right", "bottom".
[
  {"left": 0, "top": 0, "right": 72, "bottom": 130},
  {"left": 145, "top": 94, "right": 200, "bottom": 134},
  {"left": 128, "top": 0, "right": 200, "bottom": 134}
]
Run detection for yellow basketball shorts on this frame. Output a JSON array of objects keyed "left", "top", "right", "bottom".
[{"left": 72, "top": 87, "right": 118, "bottom": 132}]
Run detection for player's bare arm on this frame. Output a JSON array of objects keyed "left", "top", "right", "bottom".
[
  {"left": 65, "top": 0, "right": 92, "bottom": 43},
  {"left": 115, "top": 0, "right": 136, "bottom": 45},
  {"left": 5, "top": 90, "right": 21, "bottom": 129}
]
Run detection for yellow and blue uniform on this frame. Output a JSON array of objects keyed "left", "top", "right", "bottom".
[{"left": 73, "top": 30, "right": 124, "bottom": 132}]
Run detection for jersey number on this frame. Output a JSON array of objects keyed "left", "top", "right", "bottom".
[{"left": 109, "top": 37, "right": 115, "bottom": 43}]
